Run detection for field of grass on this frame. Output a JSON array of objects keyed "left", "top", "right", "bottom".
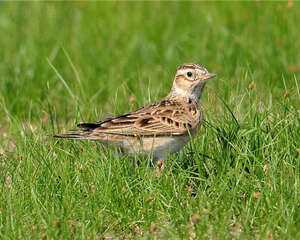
[{"left": 0, "top": 1, "right": 299, "bottom": 239}]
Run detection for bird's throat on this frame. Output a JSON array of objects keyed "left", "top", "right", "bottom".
[{"left": 190, "top": 82, "right": 206, "bottom": 104}]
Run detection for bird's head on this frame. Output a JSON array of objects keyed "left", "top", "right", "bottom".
[{"left": 169, "top": 63, "right": 216, "bottom": 104}]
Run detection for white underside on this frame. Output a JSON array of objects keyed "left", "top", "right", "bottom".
[{"left": 123, "top": 135, "right": 191, "bottom": 161}]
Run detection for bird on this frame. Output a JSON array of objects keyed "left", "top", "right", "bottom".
[{"left": 53, "top": 63, "right": 216, "bottom": 164}]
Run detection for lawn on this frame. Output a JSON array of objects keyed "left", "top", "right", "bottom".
[{"left": 0, "top": 1, "right": 299, "bottom": 239}]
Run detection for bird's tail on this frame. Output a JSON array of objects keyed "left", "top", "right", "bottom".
[
  {"left": 52, "top": 131, "right": 119, "bottom": 145},
  {"left": 52, "top": 132, "right": 95, "bottom": 140},
  {"left": 52, "top": 122, "right": 102, "bottom": 140}
]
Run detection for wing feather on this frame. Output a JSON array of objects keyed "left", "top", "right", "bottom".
[{"left": 77, "top": 100, "right": 200, "bottom": 137}]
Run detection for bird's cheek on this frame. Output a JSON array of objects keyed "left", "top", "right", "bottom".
[
  {"left": 193, "top": 81, "right": 202, "bottom": 88},
  {"left": 193, "top": 81, "right": 206, "bottom": 91}
]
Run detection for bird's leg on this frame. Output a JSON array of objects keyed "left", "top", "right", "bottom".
[
  {"left": 131, "top": 157, "right": 136, "bottom": 172},
  {"left": 152, "top": 158, "right": 165, "bottom": 178},
  {"left": 156, "top": 159, "right": 164, "bottom": 170},
  {"left": 109, "top": 147, "right": 123, "bottom": 159}
]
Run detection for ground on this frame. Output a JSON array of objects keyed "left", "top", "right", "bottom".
[{"left": 0, "top": 2, "right": 299, "bottom": 239}]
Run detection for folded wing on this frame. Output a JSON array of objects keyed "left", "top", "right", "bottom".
[{"left": 77, "top": 100, "right": 200, "bottom": 137}]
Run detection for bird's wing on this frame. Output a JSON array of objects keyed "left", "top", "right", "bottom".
[{"left": 77, "top": 99, "right": 201, "bottom": 137}]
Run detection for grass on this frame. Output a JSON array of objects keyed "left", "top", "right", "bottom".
[{"left": 0, "top": 1, "right": 299, "bottom": 239}]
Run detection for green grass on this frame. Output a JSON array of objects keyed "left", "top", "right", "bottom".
[{"left": 0, "top": 1, "right": 300, "bottom": 239}]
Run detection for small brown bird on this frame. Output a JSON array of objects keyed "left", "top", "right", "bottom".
[{"left": 53, "top": 63, "right": 216, "bottom": 162}]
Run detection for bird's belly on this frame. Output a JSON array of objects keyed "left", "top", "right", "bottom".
[{"left": 122, "top": 135, "right": 191, "bottom": 160}]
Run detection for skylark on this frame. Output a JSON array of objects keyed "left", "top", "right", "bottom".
[{"left": 53, "top": 63, "right": 216, "bottom": 162}]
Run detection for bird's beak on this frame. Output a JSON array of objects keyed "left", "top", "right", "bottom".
[{"left": 205, "top": 72, "right": 217, "bottom": 80}]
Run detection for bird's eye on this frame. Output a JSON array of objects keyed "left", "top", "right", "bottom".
[{"left": 187, "top": 72, "right": 193, "bottom": 78}]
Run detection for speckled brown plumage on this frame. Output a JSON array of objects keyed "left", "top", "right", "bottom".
[{"left": 53, "top": 63, "right": 216, "bottom": 161}]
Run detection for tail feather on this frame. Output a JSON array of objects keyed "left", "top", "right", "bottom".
[
  {"left": 52, "top": 132, "right": 119, "bottom": 147},
  {"left": 52, "top": 133, "right": 86, "bottom": 140},
  {"left": 52, "top": 122, "right": 98, "bottom": 140},
  {"left": 52, "top": 132, "right": 109, "bottom": 141},
  {"left": 77, "top": 122, "right": 100, "bottom": 130}
]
